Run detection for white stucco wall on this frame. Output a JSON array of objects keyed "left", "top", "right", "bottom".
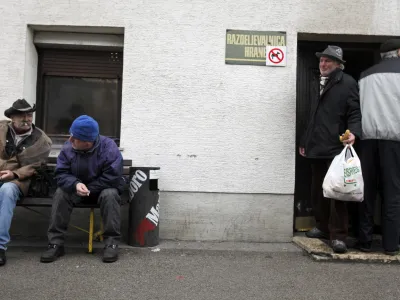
[
  {"left": 1, "top": 0, "right": 399, "bottom": 194},
  {"left": 1, "top": 0, "right": 400, "bottom": 241}
]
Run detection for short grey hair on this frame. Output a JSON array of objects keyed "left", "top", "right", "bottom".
[
  {"left": 381, "top": 49, "right": 399, "bottom": 59},
  {"left": 339, "top": 63, "right": 345, "bottom": 70}
]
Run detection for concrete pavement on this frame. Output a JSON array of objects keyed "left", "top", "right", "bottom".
[{"left": 1, "top": 241, "right": 400, "bottom": 300}]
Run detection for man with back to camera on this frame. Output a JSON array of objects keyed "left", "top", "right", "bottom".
[
  {"left": 357, "top": 39, "right": 400, "bottom": 256},
  {"left": 299, "top": 45, "right": 361, "bottom": 253},
  {"left": 40, "top": 115, "right": 125, "bottom": 263},
  {"left": 0, "top": 99, "right": 52, "bottom": 266}
]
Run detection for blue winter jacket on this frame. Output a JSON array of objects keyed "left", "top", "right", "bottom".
[{"left": 55, "top": 135, "right": 125, "bottom": 195}]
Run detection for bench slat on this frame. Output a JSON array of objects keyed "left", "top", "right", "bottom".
[
  {"left": 47, "top": 157, "right": 132, "bottom": 166},
  {"left": 17, "top": 198, "right": 52, "bottom": 207},
  {"left": 19, "top": 192, "right": 129, "bottom": 208},
  {"left": 17, "top": 197, "right": 100, "bottom": 208}
]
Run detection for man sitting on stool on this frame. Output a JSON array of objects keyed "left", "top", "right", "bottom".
[{"left": 40, "top": 115, "right": 125, "bottom": 263}]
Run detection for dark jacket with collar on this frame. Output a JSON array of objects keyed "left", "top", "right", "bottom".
[
  {"left": 55, "top": 135, "right": 125, "bottom": 195},
  {"left": 300, "top": 68, "right": 362, "bottom": 159}
]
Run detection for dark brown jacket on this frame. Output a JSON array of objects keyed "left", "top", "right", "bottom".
[{"left": 0, "top": 120, "right": 52, "bottom": 195}]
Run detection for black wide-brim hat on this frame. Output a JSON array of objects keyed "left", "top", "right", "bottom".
[
  {"left": 4, "top": 99, "right": 36, "bottom": 118},
  {"left": 316, "top": 45, "right": 346, "bottom": 64}
]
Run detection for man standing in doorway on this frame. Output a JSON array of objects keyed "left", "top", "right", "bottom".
[
  {"left": 357, "top": 39, "right": 400, "bottom": 255},
  {"left": 299, "top": 46, "right": 361, "bottom": 253},
  {"left": 0, "top": 99, "right": 52, "bottom": 266}
]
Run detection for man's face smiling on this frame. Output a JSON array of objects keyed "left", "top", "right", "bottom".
[{"left": 319, "top": 56, "right": 340, "bottom": 76}]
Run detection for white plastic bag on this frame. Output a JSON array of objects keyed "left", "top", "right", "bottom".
[{"left": 322, "top": 145, "right": 364, "bottom": 202}]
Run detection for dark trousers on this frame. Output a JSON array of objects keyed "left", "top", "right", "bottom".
[
  {"left": 358, "top": 140, "right": 400, "bottom": 252},
  {"left": 47, "top": 187, "right": 122, "bottom": 245},
  {"left": 311, "top": 159, "right": 348, "bottom": 242}
]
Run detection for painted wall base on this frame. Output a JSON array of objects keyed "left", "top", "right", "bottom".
[
  {"left": 159, "top": 192, "right": 293, "bottom": 242},
  {"left": 10, "top": 192, "right": 293, "bottom": 244}
]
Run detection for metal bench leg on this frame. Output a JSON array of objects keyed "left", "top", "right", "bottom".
[{"left": 88, "top": 208, "right": 94, "bottom": 254}]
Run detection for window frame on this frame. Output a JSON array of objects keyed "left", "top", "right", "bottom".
[{"left": 35, "top": 48, "right": 123, "bottom": 144}]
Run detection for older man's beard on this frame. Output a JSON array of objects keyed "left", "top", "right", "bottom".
[{"left": 320, "top": 68, "right": 335, "bottom": 77}]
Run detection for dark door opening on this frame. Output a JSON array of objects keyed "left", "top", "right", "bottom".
[{"left": 294, "top": 40, "right": 381, "bottom": 233}]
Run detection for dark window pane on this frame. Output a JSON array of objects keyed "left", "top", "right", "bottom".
[{"left": 43, "top": 76, "right": 119, "bottom": 138}]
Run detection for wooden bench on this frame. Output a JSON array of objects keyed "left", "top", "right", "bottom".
[{"left": 16, "top": 158, "right": 132, "bottom": 253}]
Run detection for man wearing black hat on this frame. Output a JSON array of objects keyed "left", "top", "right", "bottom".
[
  {"left": 357, "top": 39, "right": 400, "bottom": 255},
  {"left": 0, "top": 99, "right": 52, "bottom": 266},
  {"left": 299, "top": 45, "right": 361, "bottom": 253}
]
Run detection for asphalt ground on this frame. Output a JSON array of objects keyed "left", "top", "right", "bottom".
[{"left": 1, "top": 242, "right": 399, "bottom": 300}]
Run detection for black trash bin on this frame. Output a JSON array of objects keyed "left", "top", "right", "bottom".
[{"left": 127, "top": 167, "right": 160, "bottom": 247}]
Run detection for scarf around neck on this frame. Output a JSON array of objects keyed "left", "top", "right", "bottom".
[{"left": 319, "top": 76, "right": 329, "bottom": 95}]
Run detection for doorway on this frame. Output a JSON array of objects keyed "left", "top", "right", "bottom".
[{"left": 294, "top": 36, "right": 383, "bottom": 233}]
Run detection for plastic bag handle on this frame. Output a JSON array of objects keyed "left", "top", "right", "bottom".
[{"left": 345, "top": 145, "right": 354, "bottom": 158}]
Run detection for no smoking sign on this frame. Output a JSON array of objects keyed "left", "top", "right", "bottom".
[{"left": 266, "top": 46, "right": 287, "bottom": 67}]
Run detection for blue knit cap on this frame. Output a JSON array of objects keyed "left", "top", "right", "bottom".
[{"left": 69, "top": 115, "right": 99, "bottom": 142}]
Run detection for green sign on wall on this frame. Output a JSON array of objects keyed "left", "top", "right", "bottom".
[{"left": 225, "top": 29, "right": 287, "bottom": 66}]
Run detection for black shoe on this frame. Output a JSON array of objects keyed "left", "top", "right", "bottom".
[
  {"left": 332, "top": 240, "right": 347, "bottom": 254},
  {"left": 40, "top": 244, "right": 65, "bottom": 263},
  {"left": 355, "top": 241, "right": 372, "bottom": 253},
  {"left": 103, "top": 245, "right": 118, "bottom": 263},
  {"left": 384, "top": 250, "right": 399, "bottom": 256},
  {"left": 0, "top": 249, "right": 6, "bottom": 266},
  {"left": 305, "top": 227, "right": 329, "bottom": 239}
]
